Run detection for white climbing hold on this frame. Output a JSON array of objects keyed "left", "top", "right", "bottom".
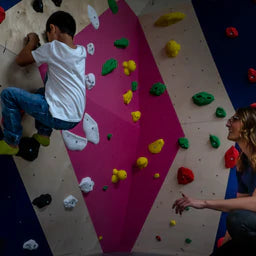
[
  {"left": 88, "top": 5, "right": 99, "bottom": 30},
  {"left": 23, "top": 239, "right": 39, "bottom": 250},
  {"left": 62, "top": 130, "right": 88, "bottom": 151},
  {"left": 85, "top": 73, "right": 96, "bottom": 90},
  {"left": 63, "top": 195, "right": 78, "bottom": 209},
  {"left": 83, "top": 113, "right": 99, "bottom": 144},
  {"left": 79, "top": 177, "right": 94, "bottom": 193},
  {"left": 87, "top": 43, "right": 95, "bottom": 55}
]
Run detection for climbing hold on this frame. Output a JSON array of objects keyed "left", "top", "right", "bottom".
[
  {"left": 52, "top": 0, "right": 62, "bottom": 7},
  {"left": 225, "top": 27, "right": 238, "bottom": 38},
  {"left": 217, "top": 237, "right": 224, "bottom": 248},
  {"left": 192, "top": 92, "right": 214, "bottom": 106},
  {"left": 156, "top": 235, "right": 161, "bottom": 241},
  {"left": 32, "top": 194, "right": 52, "bottom": 209},
  {"left": 102, "top": 58, "right": 118, "bottom": 75},
  {"left": 32, "top": 0, "right": 43, "bottom": 13},
  {"left": 154, "top": 173, "right": 160, "bottom": 179},
  {"left": 150, "top": 82, "right": 166, "bottom": 96},
  {"left": 108, "top": 0, "right": 118, "bottom": 13},
  {"left": 98, "top": 235, "right": 103, "bottom": 241},
  {"left": 216, "top": 107, "right": 226, "bottom": 118},
  {"left": 224, "top": 145, "right": 239, "bottom": 168},
  {"left": 154, "top": 12, "right": 185, "bottom": 26},
  {"left": 210, "top": 135, "right": 220, "bottom": 148},
  {"left": 111, "top": 168, "right": 127, "bottom": 183},
  {"left": 136, "top": 157, "right": 148, "bottom": 169},
  {"left": 170, "top": 220, "right": 176, "bottom": 226},
  {"left": 178, "top": 137, "right": 189, "bottom": 149},
  {"left": 85, "top": 73, "right": 96, "bottom": 90},
  {"left": 185, "top": 207, "right": 190, "bottom": 211},
  {"left": 250, "top": 103, "right": 256, "bottom": 108},
  {"left": 87, "top": 42, "right": 95, "bottom": 55},
  {"left": 114, "top": 38, "right": 129, "bottom": 48},
  {"left": 123, "top": 90, "right": 133, "bottom": 104},
  {"left": 103, "top": 185, "right": 108, "bottom": 191},
  {"left": 63, "top": 195, "right": 78, "bottom": 209},
  {"left": 83, "top": 113, "right": 100, "bottom": 144},
  {"left": 165, "top": 40, "right": 181, "bottom": 57},
  {"left": 131, "top": 111, "right": 141, "bottom": 122},
  {"left": 122, "top": 60, "right": 136, "bottom": 75},
  {"left": 177, "top": 167, "right": 194, "bottom": 184},
  {"left": 248, "top": 68, "right": 256, "bottom": 83},
  {"left": 0, "top": 6, "right": 5, "bottom": 24},
  {"left": 185, "top": 238, "right": 192, "bottom": 244},
  {"left": 107, "top": 134, "right": 112, "bottom": 140},
  {"left": 23, "top": 239, "right": 39, "bottom": 250},
  {"left": 16, "top": 137, "right": 40, "bottom": 161},
  {"left": 88, "top": 5, "right": 99, "bottom": 29},
  {"left": 131, "top": 81, "right": 138, "bottom": 91},
  {"left": 148, "top": 139, "right": 165, "bottom": 154},
  {"left": 62, "top": 130, "right": 88, "bottom": 151},
  {"left": 79, "top": 177, "right": 95, "bottom": 193}
]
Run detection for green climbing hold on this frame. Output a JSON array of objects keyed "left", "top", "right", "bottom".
[
  {"left": 102, "top": 59, "right": 118, "bottom": 76},
  {"left": 103, "top": 185, "right": 108, "bottom": 191},
  {"left": 107, "top": 134, "right": 112, "bottom": 140},
  {"left": 192, "top": 92, "right": 214, "bottom": 106},
  {"left": 178, "top": 137, "right": 189, "bottom": 149},
  {"left": 131, "top": 81, "right": 138, "bottom": 91},
  {"left": 216, "top": 107, "right": 226, "bottom": 118},
  {"left": 150, "top": 82, "right": 166, "bottom": 96},
  {"left": 108, "top": 0, "right": 118, "bottom": 14},
  {"left": 185, "top": 238, "right": 192, "bottom": 244},
  {"left": 210, "top": 134, "right": 220, "bottom": 148},
  {"left": 114, "top": 38, "right": 129, "bottom": 48},
  {"left": 185, "top": 207, "right": 190, "bottom": 211}
]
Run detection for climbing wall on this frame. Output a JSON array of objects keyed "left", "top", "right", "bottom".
[{"left": 133, "top": 2, "right": 235, "bottom": 255}]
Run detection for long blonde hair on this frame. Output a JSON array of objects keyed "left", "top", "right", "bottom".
[{"left": 236, "top": 107, "right": 256, "bottom": 172}]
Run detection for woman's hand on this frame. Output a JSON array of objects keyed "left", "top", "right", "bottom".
[{"left": 172, "top": 193, "right": 206, "bottom": 215}]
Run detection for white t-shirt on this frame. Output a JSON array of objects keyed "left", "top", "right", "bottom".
[{"left": 32, "top": 40, "right": 86, "bottom": 122}]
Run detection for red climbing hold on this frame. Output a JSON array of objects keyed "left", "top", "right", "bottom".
[
  {"left": 177, "top": 167, "right": 194, "bottom": 185},
  {"left": 0, "top": 6, "right": 5, "bottom": 24},
  {"left": 224, "top": 146, "right": 239, "bottom": 168},
  {"left": 156, "top": 235, "right": 161, "bottom": 241},
  {"left": 248, "top": 68, "right": 256, "bottom": 83},
  {"left": 225, "top": 27, "right": 238, "bottom": 38},
  {"left": 250, "top": 103, "right": 256, "bottom": 108}
]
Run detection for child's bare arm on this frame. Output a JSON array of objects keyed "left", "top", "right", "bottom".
[{"left": 16, "top": 33, "right": 39, "bottom": 66}]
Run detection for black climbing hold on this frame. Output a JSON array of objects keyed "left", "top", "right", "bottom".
[
  {"left": 32, "top": 0, "right": 43, "bottom": 13},
  {"left": 32, "top": 194, "right": 52, "bottom": 209},
  {"left": 52, "top": 0, "right": 62, "bottom": 7},
  {"left": 16, "top": 137, "right": 40, "bottom": 161}
]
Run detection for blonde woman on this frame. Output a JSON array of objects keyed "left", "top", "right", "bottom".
[{"left": 173, "top": 107, "right": 256, "bottom": 255}]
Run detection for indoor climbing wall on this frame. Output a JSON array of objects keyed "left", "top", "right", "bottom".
[{"left": 0, "top": 0, "right": 248, "bottom": 255}]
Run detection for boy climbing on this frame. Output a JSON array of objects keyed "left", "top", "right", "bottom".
[{"left": 0, "top": 11, "right": 86, "bottom": 155}]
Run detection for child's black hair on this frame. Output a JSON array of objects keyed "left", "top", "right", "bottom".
[{"left": 46, "top": 11, "right": 76, "bottom": 38}]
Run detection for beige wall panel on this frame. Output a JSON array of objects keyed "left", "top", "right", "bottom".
[
  {"left": 1, "top": 0, "right": 109, "bottom": 54},
  {"left": 0, "top": 45, "right": 102, "bottom": 255},
  {"left": 134, "top": 1, "right": 235, "bottom": 255}
]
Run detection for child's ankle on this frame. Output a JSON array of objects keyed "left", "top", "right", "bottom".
[{"left": 32, "top": 133, "right": 50, "bottom": 147}]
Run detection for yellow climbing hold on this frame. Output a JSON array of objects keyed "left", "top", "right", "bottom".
[
  {"left": 99, "top": 235, "right": 103, "bottom": 241},
  {"left": 122, "top": 60, "right": 136, "bottom": 75},
  {"left": 148, "top": 139, "right": 165, "bottom": 154},
  {"left": 154, "top": 173, "right": 160, "bottom": 179},
  {"left": 136, "top": 157, "right": 148, "bottom": 169},
  {"left": 154, "top": 12, "right": 185, "bottom": 27},
  {"left": 112, "top": 168, "right": 127, "bottom": 183},
  {"left": 123, "top": 90, "right": 133, "bottom": 104},
  {"left": 165, "top": 40, "right": 180, "bottom": 57},
  {"left": 170, "top": 220, "right": 176, "bottom": 226},
  {"left": 131, "top": 111, "right": 141, "bottom": 122}
]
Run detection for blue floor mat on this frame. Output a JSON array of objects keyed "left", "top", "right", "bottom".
[{"left": 192, "top": 0, "right": 256, "bottom": 250}]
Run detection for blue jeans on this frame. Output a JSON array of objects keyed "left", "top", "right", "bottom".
[{"left": 0, "top": 87, "right": 79, "bottom": 145}]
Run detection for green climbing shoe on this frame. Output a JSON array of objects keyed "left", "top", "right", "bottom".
[
  {"left": 0, "top": 140, "right": 19, "bottom": 155},
  {"left": 32, "top": 134, "right": 50, "bottom": 147}
]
